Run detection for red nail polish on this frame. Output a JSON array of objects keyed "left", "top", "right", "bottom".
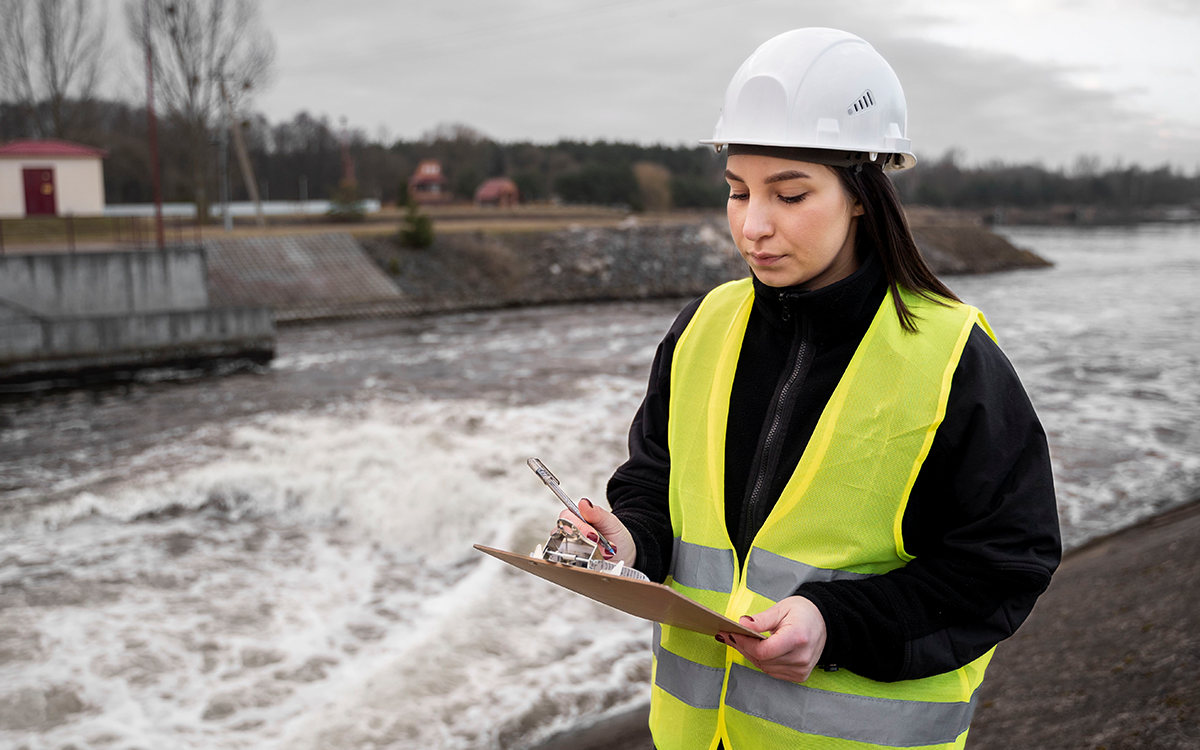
[
  {"left": 581, "top": 498, "right": 593, "bottom": 509},
  {"left": 746, "top": 616, "right": 756, "bottom": 622},
  {"left": 586, "top": 532, "right": 599, "bottom": 543},
  {"left": 715, "top": 635, "right": 725, "bottom": 643}
]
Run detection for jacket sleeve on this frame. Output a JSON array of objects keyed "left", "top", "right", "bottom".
[
  {"left": 606, "top": 297, "right": 704, "bottom": 583},
  {"left": 797, "top": 325, "right": 1063, "bottom": 682}
]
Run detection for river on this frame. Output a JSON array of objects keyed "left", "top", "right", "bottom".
[{"left": 1, "top": 223, "right": 1197, "bottom": 749}]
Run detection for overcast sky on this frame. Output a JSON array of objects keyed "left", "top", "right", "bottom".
[{"left": 113, "top": 0, "right": 1200, "bottom": 168}]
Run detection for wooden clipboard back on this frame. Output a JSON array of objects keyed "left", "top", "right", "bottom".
[{"left": 474, "top": 544, "right": 763, "bottom": 639}]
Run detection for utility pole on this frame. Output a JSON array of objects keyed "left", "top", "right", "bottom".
[
  {"left": 144, "top": 0, "right": 165, "bottom": 249},
  {"left": 340, "top": 116, "right": 356, "bottom": 186},
  {"left": 221, "top": 81, "right": 266, "bottom": 227},
  {"left": 219, "top": 111, "right": 231, "bottom": 232}
]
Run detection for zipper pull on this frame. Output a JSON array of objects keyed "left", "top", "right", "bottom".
[{"left": 779, "top": 291, "right": 799, "bottom": 322}]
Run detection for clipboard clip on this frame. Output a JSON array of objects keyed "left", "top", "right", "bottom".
[{"left": 534, "top": 518, "right": 649, "bottom": 582}]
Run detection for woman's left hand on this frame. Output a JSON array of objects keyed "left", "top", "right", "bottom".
[{"left": 717, "top": 596, "right": 827, "bottom": 683}]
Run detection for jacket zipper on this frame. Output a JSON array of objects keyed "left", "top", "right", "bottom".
[{"left": 737, "top": 291, "right": 813, "bottom": 559}]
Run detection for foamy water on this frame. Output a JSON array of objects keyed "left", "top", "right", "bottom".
[
  {"left": 1, "top": 224, "right": 1198, "bottom": 748},
  {"left": 958, "top": 224, "right": 1200, "bottom": 547},
  {"left": 2, "top": 381, "right": 655, "bottom": 749}
]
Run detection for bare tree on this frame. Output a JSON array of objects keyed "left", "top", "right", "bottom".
[
  {"left": 0, "top": 0, "right": 107, "bottom": 138},
  {"left": 125, "top": 0, "right": 275, "bottom": 220}
]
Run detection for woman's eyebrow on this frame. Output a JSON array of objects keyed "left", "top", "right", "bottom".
[
  {"left": 764, "top": 169, "right": 812, "bottom": 184},
  {"left": 724, "top": 169, "right": 745, "bottom": 182}
]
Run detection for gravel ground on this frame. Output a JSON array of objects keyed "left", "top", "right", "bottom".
[{"left": 970, "top": 498, "right": 1200, "bottom": 750}]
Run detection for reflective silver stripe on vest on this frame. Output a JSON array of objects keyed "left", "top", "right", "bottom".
[
  {"left": 670, "top": 538, "right": 735, "bottom": 593},
  {"left": 745, "top": 547, "right": 876, "bottom": 602},
  {"left": 652, "top": 623, "right": 725, "bottom": 710},
  {"left": 725, "top": 663, "right": 979, "bottom": 747}
]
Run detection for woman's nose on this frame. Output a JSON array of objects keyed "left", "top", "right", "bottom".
[{"left": 741, "top": 198, "right": 774, "bottom": 242}]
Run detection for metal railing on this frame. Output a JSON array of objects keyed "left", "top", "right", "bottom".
[{"left": 0, "top": 215, "right": 203, "bottom": 255}]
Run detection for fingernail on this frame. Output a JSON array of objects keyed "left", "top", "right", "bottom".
[
  {"left": 586, "top": 532, "right": 599, "bottom": 543},
  {"left": 602, "top": 550, "right": 614, "bottom": 559},
  {"left": 580, "top": 498, "right": 593, "bottom": 509},
  {"left": 728, "top": 635, "right": 736, "bottom": 645},
  {"left": 715, "top": 635, "right": 725, "bottom": 643},
  {"left": 746, "top": 616, "right": 756, "bottom": 623}
]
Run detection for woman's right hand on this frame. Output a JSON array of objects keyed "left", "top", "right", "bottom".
[{"left": 559, "top": 498, "right": 637, "bottom": 568}]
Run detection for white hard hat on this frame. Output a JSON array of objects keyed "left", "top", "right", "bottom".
[{"left": 702, "top": 28, "right": 916, "bottom": 171}]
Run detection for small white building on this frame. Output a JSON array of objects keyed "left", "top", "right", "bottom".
[{"left": 0, "top": 139, "right": 108, "bottom": 218}]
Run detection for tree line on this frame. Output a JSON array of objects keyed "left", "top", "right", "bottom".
[
  {"left": 5, "top": 95, "right": 1200, "bottom": 213},
  {"left": 889, "top": 151, "right": 1200, "bottom": 211},
  {"left": 7, "top": 94, "right": 1200, "bottom": 213}
]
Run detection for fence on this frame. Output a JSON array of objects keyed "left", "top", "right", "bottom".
[{"left": 0, "top": 215, "right": 202, "bottom": 254}]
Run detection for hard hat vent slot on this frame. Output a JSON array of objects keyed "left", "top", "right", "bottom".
[{"left": 847, "top": 90, "right": 875, "bottom": 117}]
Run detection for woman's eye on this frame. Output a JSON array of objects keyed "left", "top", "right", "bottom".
[
  {"left": 779, "top": 193, "right": 808, "bottom": 204},
  {"left": 728, "top": 191, "right": 749, "bottom": 201}
]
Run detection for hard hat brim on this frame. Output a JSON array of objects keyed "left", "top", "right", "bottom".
[{"left": 702, "top": 141, "right": 917, "bottom": 171}]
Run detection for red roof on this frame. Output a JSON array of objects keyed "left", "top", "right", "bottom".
[
  {"left": 410, "top": 159, "right": 447, "bottom": 186},
  {"left": 0, "top": 138, "right": 108, "bottom": 158},
  {"left": 474, "top": 177, "right": 519, "bottom": 202}
]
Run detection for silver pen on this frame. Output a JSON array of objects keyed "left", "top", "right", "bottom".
[{"left": 527, "top": 457, "right": 617, "bottom": 556}]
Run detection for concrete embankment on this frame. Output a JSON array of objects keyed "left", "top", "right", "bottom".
[
  {"left": 203, "top": 233, "right": 404, "bottom": 322},
  {"left": 0, "top": 248, "right": 273, "bottom": 385}
]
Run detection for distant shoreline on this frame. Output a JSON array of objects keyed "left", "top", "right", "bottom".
[{"left": 346, "top": 212, "right": 1050, "bottom": 326}]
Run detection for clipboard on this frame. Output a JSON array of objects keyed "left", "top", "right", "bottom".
[{"left": 474, "top": 544, "right": 764, "bottom": 639}]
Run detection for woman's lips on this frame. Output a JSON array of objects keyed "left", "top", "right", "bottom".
[{"left": 749, "top": 253, "right": 785, "bottom": 266}]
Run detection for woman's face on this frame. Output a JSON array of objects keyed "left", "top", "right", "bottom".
[{"left": 725, "top": 154, "right": 864, "bottom": 289}]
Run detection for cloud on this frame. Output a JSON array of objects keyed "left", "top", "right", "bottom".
[
  {"left": 109, "top": 0, "right": 1199, "bottom": 168},
  {"left": 875, "top": 35, "right": 1200, "bottom": 166}
]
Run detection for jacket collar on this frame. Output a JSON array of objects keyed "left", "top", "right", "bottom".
[{"left": 751, "top": 250, "right": 887, "bottom": 337}]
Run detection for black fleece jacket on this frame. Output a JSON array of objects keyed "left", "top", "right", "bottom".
[{"left": 607, "top": 252, "right": 1062, "bottom": 682}]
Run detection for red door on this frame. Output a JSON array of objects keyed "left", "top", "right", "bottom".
[{"left": 23, "top": 168, "right": 57, "bottom": 216}]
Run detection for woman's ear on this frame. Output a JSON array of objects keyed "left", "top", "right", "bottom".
[{"left": 851, "top": 198, "right": 865, "bottom": 217}]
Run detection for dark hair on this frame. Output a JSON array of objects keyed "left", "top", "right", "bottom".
[{"left": 834, "top": 164, "right": 960, "bottom": 332}]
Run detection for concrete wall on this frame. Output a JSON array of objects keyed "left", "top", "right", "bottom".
[
  {"left": 0, "top": 161, "right": 21, "bottom": 218},
  {"left": 0, "top": 307, "right": 275, "bottom": 379},
  {"left": 0, "top": 247, "right": 209, "bottom": 317},
  {"left": 0, "top": 299, "right": 42, "bottom": 358},
  {"left": 0, "top": 157, "right": 106, "bottom": 218}
]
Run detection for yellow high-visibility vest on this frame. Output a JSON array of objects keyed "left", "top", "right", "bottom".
[{"left": 652, "top": 278, "right": 996, "bottom": 750}]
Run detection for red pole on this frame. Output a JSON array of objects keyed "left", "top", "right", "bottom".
[{"left": 144, "top": 0, "right": 165, "bottom": 250}]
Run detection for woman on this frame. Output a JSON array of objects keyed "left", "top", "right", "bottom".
[{"left": 563, "top": 28, "right": 1060, "bottom": 750}]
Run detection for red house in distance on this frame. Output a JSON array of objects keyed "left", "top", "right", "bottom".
[
  {"left": 474, "top": 177, "right": 520, "bottom": 208},
  {"left": 0, "top": 138, "right": 108, "bottom": 218},
  {"left": 408, "top": 160, "right": 450, "bottom": 204}
]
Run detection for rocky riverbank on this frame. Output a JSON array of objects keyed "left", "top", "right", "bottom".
[{"left": 358, "top": 213, "right": 1049, "bottom": 310}]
